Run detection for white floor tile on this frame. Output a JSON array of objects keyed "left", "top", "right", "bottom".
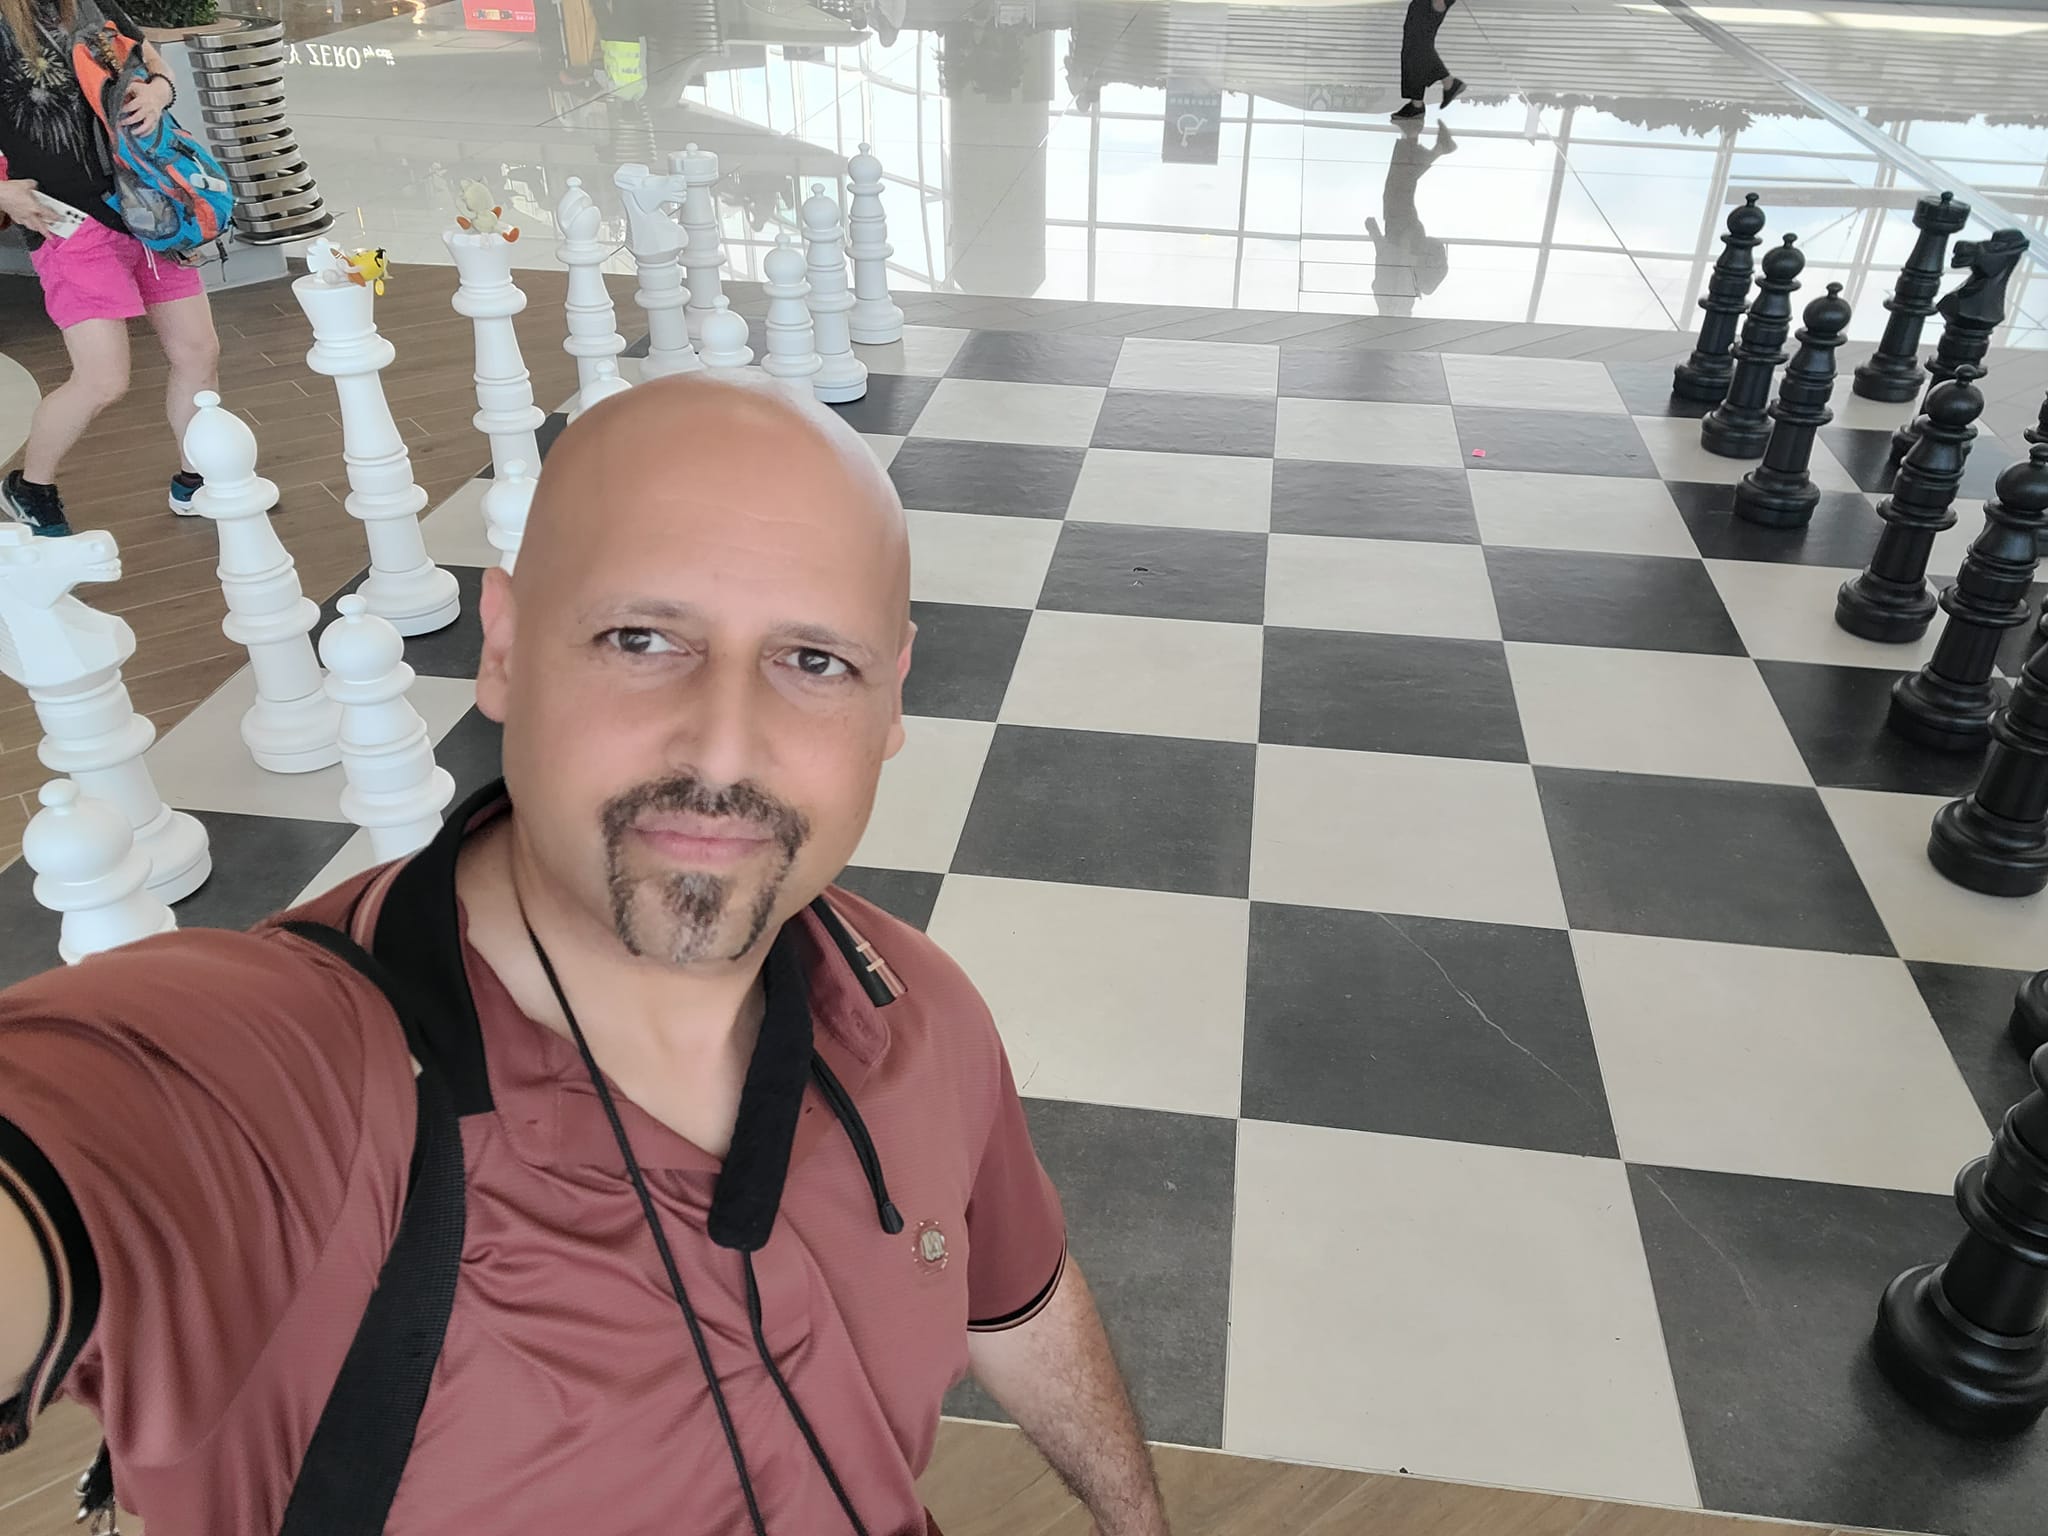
[
  {"left": 1276, "top": 398, "right": 1465, "bottom": 467},
  {"left": 1634, "top": 413, "right": 1857, "bottom": 491},
  {"left": 294, "top": 826, "right": 382, "bottom": 906},
  {"left": 909, "top": 378, "right": 1105, "bottom": 447},
  {"left": 419, "top": 478, "right": 498, "bottom": 569},
  {"left": 1000, "top": 610, "right": 1263, "bottom": 742},
  {"left": 1112, "top": 338, "right": 1280, "bottom": 396},
  {"left": 906, "top": 509, "right": 1060, "bottom": 608},
  {"left": 1067, "top": 448, "right": 1273, "bottom": 533},
  {"left": 850, "top": 715, "right": 994, "bottom": 873},
  {"left": 1266, "top": 534, "right": 1500, "bottom": 640},
  {"left": 852, "top": 325, "right": 968, "bottom": 377},
  {"left": 1706, "top": 559, "right": 1943, "bottom": 670},
  {"left": 1468, "top": 470, "right": 1700, "bottom": 557},
  {"left": 1444, "top": 354, "right": 1628, "bottom": 415},
  {"left": 863, "top": 433, "right": 904, "bottom": 469}
]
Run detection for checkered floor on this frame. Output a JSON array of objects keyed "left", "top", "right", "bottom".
[{"left": 5, "top": 313, "right": 2046, "bottom": 1536}]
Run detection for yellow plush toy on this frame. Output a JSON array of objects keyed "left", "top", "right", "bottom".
[{"left": 343, "top": 247, "right": 391, "bottom": 295}]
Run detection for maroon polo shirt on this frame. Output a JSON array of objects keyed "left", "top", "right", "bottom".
[{"left": 0, "top": 793, "right": 1066, "bottom": 1533}]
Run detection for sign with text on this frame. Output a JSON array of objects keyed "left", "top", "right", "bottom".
[{"left": 1163, "top": 84, "right": 1221, "bottom": 164}]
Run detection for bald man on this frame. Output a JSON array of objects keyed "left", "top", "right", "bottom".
[{"left": 0, "top": 377, "right": 1169, "bottom": 1535}]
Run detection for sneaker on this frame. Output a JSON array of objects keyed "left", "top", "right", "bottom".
[
  {"left": 1441, "top": 76, "right": 1466, "bottom": 107},
  {"left": 2, "top": 470, "right": 72, "bottom": 537},
  {"left": 1391, "top": 100, "right": 1425, "bottom": 120},
  {"left": 169, "top": 470, "right": 204, "bottom": 516}
]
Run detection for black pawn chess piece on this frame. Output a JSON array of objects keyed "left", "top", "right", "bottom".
[
  {"left": 1836, "top": 369, "right": 1986, "bottom": 643},
  {"left": 2012, "top": 971, "right": 2048, "bottom": 1060},
  {"left": 1701, "top": 234, "right": 1803, "bottom": 459},
  {"left": 1892, "top": 227, "right": 2032, "bottom": 463},
  {"left": 1734, "top": 282, "right": 1853, "bottom": 528},
  {"left": 1891, "top": 444, "right": 2048, "bottom": 753},
  {"left": 1926, "top": 583, "right": 2048, "bottom": 897},
  {"left": 1673, "top": 193, "right": 1768, "bottom": 404},
  {"left": 1853, "top": 191, "right": 1970, "bottom": 403},
  {"left": 1872, "top": 1038, "right": 2048, "bottom": 1437}
]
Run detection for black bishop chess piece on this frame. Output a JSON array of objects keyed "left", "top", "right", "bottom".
[
  {"left": 1853, "top": 191, "right": 1970, "bottom": 403},
  {"left": 1733, "top": 282, "right": 1852, "bottom": 528},
  {"left": 1701, "top": 234, "right": 1802, "bottom": 459},
  {"left": 1673, "top": 193, "right": 1768, "bottom": 404},
  {"left": 2013, "top": 971, "right": 2048, "bottom": 1061},
  {"left": 1872, "top": 1037, "right": 2048, "bottom": 1437},
  {"left": 1892, "top": 227, "right": 2031, "bottom": 464},
  {"left": 1891, "top": 444, "right": 2048, "bottom": 754},
  {"left": 1836, "top": 369, "right": 1985, "bottom": 643}
]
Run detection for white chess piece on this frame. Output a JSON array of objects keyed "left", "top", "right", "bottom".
[
  {"left": 319, "top": 595, "right": 456, "bottom": 860},
  {"left": 444, "top": 221, "right": 545, "bottom": 483},
  {"left": 614, "top": 162, "right": 703, "bottom": 380},
  {"left": 24, "top": 779, "right": 176, "bottom": 965},
  {"left": 567, "top": 356, "right": 633, "bottom": 422},
  {"left": 699, "top": 309, "right": 756, "bottom": 380},
  {"left": 182, "top": 391, "right": 342, "bottom": 774},
  {"left": 482, "top": 459, "right": 535, "bottom": 574},
  {"left": 846, "top": 144, "right": 904, "bottom": 345},
  {"left": 0, "top": 526, "right": 211, "bottom": 902},
  {"left": 670, "top": 143, "right": 731, "bottom": 343},
  {"left": 555, "top": 176, "right": 626, "bottom": 403},
  {"left": 292, "top": 264, "right": 462, "bottom": 637},
  {"left": 761, "top": 235, "right": 822, "bottom": 406},
  {"left": 801, "top": 182, "right": 867, "bottom": 404}
]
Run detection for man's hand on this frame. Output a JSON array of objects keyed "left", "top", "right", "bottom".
[
  {"left": 0, "top": 178, "right": 54, "bottom": 237},
  {"left": 1, "top": 1192, "right": 51, "bottom": 1400},
  {"left": 965, "top": 1259, "right": 1169, "bottom": 1536},
  {"left": 120, "top": 75, "right": 173, "bottom": 135}
]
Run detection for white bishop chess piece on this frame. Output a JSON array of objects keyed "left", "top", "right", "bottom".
[
  {"left": 846, "top": 144, "right": 904, "bottom": 345},
  {"left": 761, "top": 234, "right": 822, "bottom": 406},
  {"left": 698, "top": 309, "right": 756, "bottom": 381},
  {"left": 24, "top": 779, "right": 176, "bottom": 965},
  {"left": 182, "top": 391, "right": 342, "bottom": 773},
  {"left": 0, "top": 526, "right": 211, "bottom": 902},
  {"left": 319, "top": 595, "right": 457, "bottom": 860},
  {"left": 801, "top": 183, "right": 867, "bottom": 403},
  {"left": 482, "top": 459, "right": 536, "bottom": 573},
  {"left": 614, "top": 162, "right": 703, "bottom": 380},
  {"left": 555, "top": 176, "right": 627, "bottom": 404}
]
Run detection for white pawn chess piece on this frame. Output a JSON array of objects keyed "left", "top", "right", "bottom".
[
  {"left": 444, "top": 220, "right": 545, "bottom": 483},
  {"left": 181, "top": 391, "right": 342, "bottom": 774},
  {"left": 801, "top": 183, "right": 867, "bottom": 404},
  {"left": 614, "top": 162, "right": 703, "bottom": 380},
  {"left": 25, "top": 779, "right": 176, "bottom": 965},
  {"left": 555, "top": 176, "right": 626, "bottom": 403},
  {"left": 846, "top": 144, "right": 904, "bottom": 345},
  {"left": 761, "top": 235, "right": 822, "bottom": 406},
  {"left": 319, "top": 595, "right": 456, "bottom": 860},
  {"left": 567, "top": 356, "right": 633, "bottom": 422},
  {"left": 292, "top": 260, "right": 462, "bottom": 637},
  {"left": 699, "top": 309, "right": 756, "bottom": 380},
  {"left": 482, "top": 459, "right": 535, "bottom": 574},
  {"left": 670, "top": 143, "right": 732, "bottom": 343}
]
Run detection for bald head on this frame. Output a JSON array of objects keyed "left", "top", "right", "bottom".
[{"left": 474, "top": 373, "right": 918, "bottom": 970}]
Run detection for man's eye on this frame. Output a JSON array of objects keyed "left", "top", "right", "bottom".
[
  {"left": 789, "top": 648, "right": 851, "bottom": 679},
  {"left": 604, "top": 628, "right": 676, "bottom": 656}
]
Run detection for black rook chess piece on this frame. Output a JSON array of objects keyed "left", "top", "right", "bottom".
[
  {"left": 1891, "top": 444, "right": 2048, "bottom": 753},
  {"left": 1734, "top": 282, "right": 1853, "bottom": 528},
  {"left": 1853, "top": 191, "right": 1970, "bottom": 403},
  {"left": 1873, "top": 1039, "right": 2048, "bottom": 1436},
  {"left": 1892, "top": 227, "right": 2031, "bottom": 463},
  {"left": 2013, "top": 972, "right": 2048, "bottom": 1060},
  {"left": 1926, "top": 584, "right": 2048, "bottom": 897},
  {"left": 1673, "top": 193, "right": 1768, "bottom": 404},
  {"left": 1836, "top": 369, "right": 1985, "bottom": 643},
  {"left": 1702, "top": 234, "right": 1803, "bottom": 459}
]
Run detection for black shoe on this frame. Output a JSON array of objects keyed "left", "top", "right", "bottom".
[
  {"left": 1441, "top": 77, "right": 1466, "bottom": 107},
  {"left": 2, "top": 470, "right": 72, "bottom": 537},
  {"left": 1391, "top": 100, "right": 1426, "bottom": 120}
]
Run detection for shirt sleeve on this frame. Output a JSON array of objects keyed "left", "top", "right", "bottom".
[
  {"left": 0, "top": 926, "right": 398, "bottom": 1465},
  {"left": 961, "top": 1039, "right": 1066, "bottom": 1331}
]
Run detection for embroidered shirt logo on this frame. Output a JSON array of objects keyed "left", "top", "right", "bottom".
[{"left": 915, "top": 1220, "right": 949, "bottom": 1270}]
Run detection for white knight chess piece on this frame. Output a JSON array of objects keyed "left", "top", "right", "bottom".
[{"left": 614, "top": 163, "right": 703, "bottom": 380}]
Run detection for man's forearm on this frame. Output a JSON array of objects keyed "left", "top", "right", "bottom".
[
  {"left": 0, "top": 1190, "right": 50, "bottom": 1398},
  {"left": 965, "top": 1258, "right": 1168, "bottom": 1536}
]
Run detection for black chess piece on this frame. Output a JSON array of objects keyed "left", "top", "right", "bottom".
[
  {"left": 1926, "top": 581, "right": 2048, "bottom": 897},
  {"left": 2013, "top": 971, "right": 2048, "bottom": 1060},
  {"left": 2028, "top": 391, "right": 2048, "bottom": 562},
  {"left": 1872, "top": 1038, "right": 2048, "bottom": 1436},
  {"left": 1734, "top": 282, "right": 1853, "bottom": 528},
  {"left": 1891, "top": 444, "right": 2048, "bottom": 753},
  {"left": 1892, "top": 227, "right": 2032, "bottom": 463},
  {"left": 1701, "top": 234, "right": 1802, "bottom": 459},
  {"left": 1673, "top": 193, "right": 1768, "bottom": 404},
  {"left": 1836, "top": 369, "right": 1985, "bottom": 643},
  {"left": 1853, "top": 191, "right": 1971, "bottom": 403}
]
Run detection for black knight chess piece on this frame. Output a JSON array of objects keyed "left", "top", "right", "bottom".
[
  {"left": 1892, "top": 227, "right": 2031, "bottom": 463},
  {"left": 1836, "top": 369, "right": 1985, "bottom": 643},
  {"left": 1702, "top": 234, "right": 1802, "bottom": 458},
  {"left": 1853, "top": 191, "right": 1970, "bottom": 403},
  {"left": 1891, "top": 444, "right": 2048, "bottom": 753},
  {"left": 1734, "top": 282, "right": 1852, "bottom": 528},
  {"left": 1673, "top": 193, "right": 1768, "bottom": 404},
  {"left": 2013, "top": 971, "right": 2048, "bottom": 1060}
]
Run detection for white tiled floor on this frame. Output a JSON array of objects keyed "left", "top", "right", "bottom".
[
  {"left": 1467, "top": 471, "right": 1699, "bottom": 557},
  {"left": 910, "top": 379, "right": 1106, "bottom": 447},
  {"left": 1265, "top": 534, "right": 1501, "bottom": 639},
  {"left": 1066, "top": 449, "right": 1274, "bottom": 533},
  {"left": 906, "top": 509, "right": 1059, "bottom": 608},
  {"left": 850, "top": 715, "right": 995, "bottom": 873},
  {"left": 1275, "top": 400, "right": 1466, "bottom": 467},
  {"left": 999, "top": 611, "right": 1264, "bottom": 742}
]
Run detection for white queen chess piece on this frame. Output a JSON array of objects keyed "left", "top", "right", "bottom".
[
  {"left": 846, "top": 144, "right": 904, "bottom": 345},
  {"left": 670, "top": 142, "right": 732, "bottom": 344},
  {"left": 319, "top": 595, "right": 456, "bottom": 860},
  {"left": 24, "top": 779, "right": 176, "bottom": 965},
  {"left": 761, "top": 234, "right": 822, "bottom": 406},
  {"left": 445, "top": 212, "right": 546, "bottom": 483},
  {"left": 801, "top": 183, "right": 868, "bottom": 403},
  {"left": 555, "top": 176, "right": 627, "bottom": 404},
  {"left": 182, "top": 391, "right": 342, "bottom": 773},
  {"left": 0, "top": 527, "right": 211, "bottom": 902},
  {"left": 614, "top": 162, "right": 703, "bottom": 380},
  {"left": 482, "top": 459, "right": 536, "bottom": 573}
]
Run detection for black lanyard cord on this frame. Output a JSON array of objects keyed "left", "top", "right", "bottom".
[{"left": 740, "top": 1252, "right": 873, "bottom": 1536}]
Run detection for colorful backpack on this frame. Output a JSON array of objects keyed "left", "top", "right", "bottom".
[{"left": 72, "top": 24, "right": 233, "bottom": 262}]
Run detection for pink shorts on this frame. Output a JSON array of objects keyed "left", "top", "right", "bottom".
[{"left": 28, "top": 217, "right": 204, "bottom": 330}]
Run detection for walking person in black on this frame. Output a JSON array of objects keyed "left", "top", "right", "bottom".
[{"left": 1394, "top": 0, "right": 1463, "bottom": 120}]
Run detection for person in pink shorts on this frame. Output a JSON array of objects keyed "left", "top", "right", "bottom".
[{"left": 0, "top": 0, "right": 221, "bottom": 537}]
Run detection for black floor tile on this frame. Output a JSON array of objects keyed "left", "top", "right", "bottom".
[
  {"left": 1260, "top": 629, "right": 1525, "bottom": 760},
  {"left": 946, "top": 330, "right": 1124, "bottom": 386},
  {"left": 1486, "top": 546, "right": 1745, "bottom": 654},
  {"left": 903, "top": 602, "right": 1031, "bottom": 720},
  {"left": 828, "top": 373, "right": 942, "bottom": 435},
  {"left": 831, "top": 866, "right": 945, "bottom": 931},
  {"left": 1456, "top": 406, "right": 1657, "bottom": 477},
  {"left": 1758, "top": 660, "right": 1991, "bottom": 798},
  {"left": 1093, "top": 389, "right": 1277, "bottom": 457},
  {"left": 1038, "top": 523, "right": 1267, "bottom": 624},
  {"left": 885, "top": 438, "right": 1086, "bottom": 519},
  {"left": 1670, "top": 480, "right": 1882, "bottom": 567},
  {"left": 1822, "top": 424, "right": 2017, "bottom": 503},
  {"left": 952, "top": 725, "right": 1254, "bottom": 898},
  {"left": 1906, "top": 960, "right": 2040, "bottom": 1131},
  {"left": 1607, "top": 360, "right": 1714, "bottom": 419},
  {"left": 1269, "top": 461, "right": 1478, "bottom": 543},
  {"left": 1277, "top": 348, "right": 1449, "bottom": 404},
  {"left": 1537, "top": 767, "right": 1895, "bottom": 954},
  {"left": 319, "top": 563, "right": 487, "bottom": 679},
  {"left": 434, "top": 706, "right": 507, "bottom": 807},
  {"left": 1244, "top": 904, "right": 1615, "bottom": 1157}
]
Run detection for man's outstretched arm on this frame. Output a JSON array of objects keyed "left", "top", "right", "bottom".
[
  {"left": 0, "top": 1191, "right": 49, "bottom": 1399},
  {"left": 966, "top": 1258, "right": 1169, "bottom": 1536}
]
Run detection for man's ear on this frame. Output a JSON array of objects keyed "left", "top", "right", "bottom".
[
  {"left": 885, "top": 618, "right": 916, "bottom": 759},
  {"left": 476, "top": 565, "right": 515, "bottom": 723}
]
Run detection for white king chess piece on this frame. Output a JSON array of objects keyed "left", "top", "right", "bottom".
[
  {"left": 669, "top": 142, "right": 730, "bottom": 343},
  {"left": 182, "top": 391, "right": 342, "bottom": 773},
  {"left": 319, "top": 595, "right": 457, "bottom": 860},
  {"left": 482, "top": 458, "right": 536, "bottom": 573},
  {"left": 800, "top": 182, "right": 867, "bottom": 403},
  {"left": 445, "top": 210, "right": 546, "bottom": 484},
  {"left": 760, "top": 234, "right": 822, "bottom": 406},
  {"left": 0, "top": 526, "right": 211, "bottom": 902},
  {"left": 846, "top": 144, "right": 904, "bottom": 345},
  {"left": 556, "top": 175, "right": 628, "bottom": 403},
  {"left": 614, "top": 162, "right": 703, "bottom": 380},
  {"left": 24, "top": 779, "right": 177, "bottom": 965}
]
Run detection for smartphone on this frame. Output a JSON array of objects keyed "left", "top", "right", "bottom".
[{"left": 32, "top": 190, "right": 88, "bottom": 240}]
